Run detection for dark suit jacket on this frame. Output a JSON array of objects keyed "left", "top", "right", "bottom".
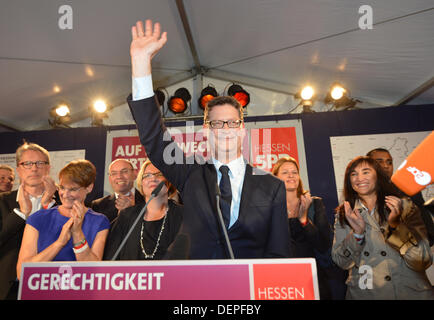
[
  {"left": 128, "top": 95, "right": 291, "bottom": 259},
  {"left": 91, "top": 189, "right": 145, "bottom": 224},
  {"left": 0, "top": 190, "right": 61, "bottom": 300}
]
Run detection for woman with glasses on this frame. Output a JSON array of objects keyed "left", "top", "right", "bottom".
[
  {"left": 103, "top": 160, "right": 184, "bottom": 260},
  {"left": 16, "top": 160, "right": 110, "bottom": 279}
]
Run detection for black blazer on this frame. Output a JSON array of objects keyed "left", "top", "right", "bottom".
[
  {"left": 103, "top": 199, "right": 183, "bottom": 260},
  {"left": 128, "top": 95, "right": 291, "bottom": 259},
  {"left": 91, "top": 189, "right": 145, "bottom": 223},
  {"left": 0, "top": 190, "right": 61, "bottom": 299}
]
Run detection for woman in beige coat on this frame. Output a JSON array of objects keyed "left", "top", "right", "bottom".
[{"left": 332, "top": 156, "right": 433, "bottom": 300}]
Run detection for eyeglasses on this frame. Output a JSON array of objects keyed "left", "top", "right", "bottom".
[
  {"left": 142, "top": 172, "right": 164, "bottom": 180},
  {"left": 57, "top": 185, "right": 83, "bottom": 193},
  {"left": 19, "top": 161, "right": 49, "bottom": 169},
  {"left": 206, "top": 119, "right": 242, "bottom": 129},
  {"left": 109, "top": 168, "right": 133, "bottom": 177}
]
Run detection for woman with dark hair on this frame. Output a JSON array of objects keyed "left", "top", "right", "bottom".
[
  {"left": 16, "top": 160, "right": 110, "bottom": 279},
  {"left": 104, "top": 160, "right": 183, "bottom": 260},
  {"left": 272, "top": 156, "right": 333, "bottom": 299},
  {"left": 332, "top": 156, "right": 433, "bottom": 300}
]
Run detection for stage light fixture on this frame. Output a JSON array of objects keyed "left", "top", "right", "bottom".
[
  {"left": 55, "top": 104, "right": 70, "bottom": 117},
  {"left": 300, "top": 85, "right": 315, "bottom": 100},
  {"left": 227, "top": 84, "right": 250, "bottom": 108},
  {"left": 93, "top": 99, "right": 107, "bottom": 113},
  {"left": 168, "top": 88, "right": 191, "bottom": 114},
  {"left": 330, "top": 85, "right": 345, "bottom": 100},
  {"left": 90, "top": 99, "right": 109, "bottom": 126},
  {"left": 49, "top": 104, "right": 71, "bottom": 128},
  {"left": 324, "top": 84, "right": 359, "bottom": 110},
  {"left": 294, "top": 85, "right": 316, "bottom": 113},
  {"left": 198, "top": 85, "right": 218, "bottom": 110},
  {"left": 154, "top": 89, "right": 166, "bottom": 108}
]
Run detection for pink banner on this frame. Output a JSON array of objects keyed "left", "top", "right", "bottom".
[{"left": 19, "top": 259, "right": 319, "bottom": 300}]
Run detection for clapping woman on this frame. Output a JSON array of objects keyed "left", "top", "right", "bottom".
[
  {"left": 17, "top": 160, "right": 110, "bottom": 279},
  {"left": 272, "top": 156, "right": 333, "bottom": 299},
  {"left": 332, "top": 156, "right": 433, "bottom": 299}
]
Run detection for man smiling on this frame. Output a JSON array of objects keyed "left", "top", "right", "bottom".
[
  {"left": 91, "top": 159, "right": 144, "bottom": 223},
  {"left": 126, "top": 20, "right": 291, "bottom": 259}
]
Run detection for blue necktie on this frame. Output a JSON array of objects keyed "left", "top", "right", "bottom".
[{"left": 219, "top": 165, "right": 232, "bottom": 229}]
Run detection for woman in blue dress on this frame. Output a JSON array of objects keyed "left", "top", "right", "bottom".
[{"left": 16, "top": 160, "right": 110, "bottom": 279}]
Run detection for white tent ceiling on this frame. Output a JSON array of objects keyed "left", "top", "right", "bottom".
[{"left": 0, "top": 0, "right": 433, "bottom": 132}]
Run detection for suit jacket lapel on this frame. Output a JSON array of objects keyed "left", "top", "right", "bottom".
[{"left": 235, "top": 164, "right": 254, "bottom": 230}]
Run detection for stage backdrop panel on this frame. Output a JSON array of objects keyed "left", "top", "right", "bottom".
[{"left": 331, "top": 131, "right": 433, "bottom": 202}]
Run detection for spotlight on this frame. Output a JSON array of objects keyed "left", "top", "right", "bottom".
[
  {"left": 330, "top": 85, "right": 345, "bottom": 100},
  {"left": 49, "top": 104, "right": 71, "bottom": 128},
  {"left": 55, "top": 104, "right": 70, "bottom": 117},
  {"left": 168, "top": 88, "right": 191, "bottom": 114},
  {"left": 300, "top": 85, "right": 315, "bottom": 100},
  {"left": 93, "top": 99, "right": 107, "bottom": 113},
  {"left": 91, "top": 99, "right": 108, "bottom": 126},
  {"left": 294, "top": 85, "right": 316, "bottom": 113},
  {"left": 227, "top": 84, "right": 250, "bottom": 108},
  {"left": 198, "top": 85, "right": 218, "bottom": 110},
  {"left": 324, "top": 84, "right": 360, "bottom": 110},
  {"left": 154, "top": 89, "right": 166, "bottom": 108},
  {"left": 324, "top": 84, "right": 346, "bottom": 103}
]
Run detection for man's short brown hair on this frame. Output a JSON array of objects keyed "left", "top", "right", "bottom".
[{"left": 203, "top": 96, "right": 244, "bottom": 123}]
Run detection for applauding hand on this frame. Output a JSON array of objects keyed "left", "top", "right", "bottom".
[
  {"left": 344, "top": 201, "right": 366, "bottom": 235},
  {"left": 298, "top": 192, "right": 312, "bottom": 224},
  {"left": 385, "top": 196, "right": 403, "bottom": 228},
  {"left": 41, "top": 176, "right": 57, "bottom": 207},
  {"left": 71, "top": 200, "right": 87, "bottom": 234}
]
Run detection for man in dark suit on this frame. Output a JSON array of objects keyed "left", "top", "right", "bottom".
[
  {"left": 126, "top": 20, "right": 291, "bottom": 259},
  {"left": 91, "top": 159, "right": 144, "bottom": 223},
  {"left": 0, "top": 143, "right": 59, "bottom": 300}
]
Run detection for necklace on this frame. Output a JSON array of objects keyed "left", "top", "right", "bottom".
[
  {"left": 140, "top": 207, "right": 168, "bottom": 259},
  {"left": 287, "top": 199, "right": 301, "bottom": 217}
]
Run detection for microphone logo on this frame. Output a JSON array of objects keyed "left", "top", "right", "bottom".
[{"left": 406, "top": 166, "right": 431, "bottom": 186}]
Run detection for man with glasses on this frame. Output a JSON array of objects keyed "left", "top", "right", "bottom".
[
  {"left": 126, "top": 20, "right": 291, "bottom": 259},
  {"left": 91, "top": 159, "right": 144, "bottom": 223},
  {"left": 0, "top": 142, "right": 59, "bottom": 299}
]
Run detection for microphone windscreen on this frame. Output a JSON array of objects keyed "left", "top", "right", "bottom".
[
  {"left": 151, "top": 181, "right": 166, "bottom": 197},
  {"left": 391, "top": 131, "right": 434, "bottom": 196}
]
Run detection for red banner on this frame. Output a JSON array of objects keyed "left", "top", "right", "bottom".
[
  {"left": 112, "top": 136, "right": 148, "bottom": 170},
  {"left": 250, "top": 127, "right": 299, "bottom": 172}
]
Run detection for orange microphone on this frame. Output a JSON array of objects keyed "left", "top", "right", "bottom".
[{"left": 391, "top": 131, "right": 434, "bottom": 196}]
